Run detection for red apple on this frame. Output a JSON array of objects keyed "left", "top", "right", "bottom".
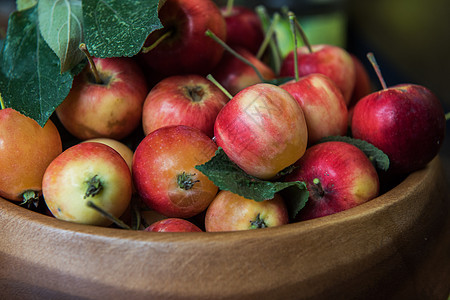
[
  {"left": 42, "top": 142, "right": 133, "bottom": 226},
  {"left": 141, "top": 74, "right": 229, "bottom": 137},
  {"left": 139, "top": 0, "right": 226, "bottom": 76},
  {"left": 205, "top": 190, "right": 289, "bottom": 232},
  {"left": 279, "top": 44, "right": 356, "bottom": 104},
  {"left": 351, "top": 84, "right": 446, "bottom": 174},
  {"left": 220, "top": 5, "right": 264, "bottom": 54},
  {"left": 214, "top": 83, "right": 308, "bottom": 180},
  {"left": 0, "top": 109, "right": 62, "bottom": 202},
  {"left": 281, "top": 73, "right": 348, "bottom": 145},
  {"left": 132, "top": 125, "right": 218, "bottom": 218},
  {"left": 211, "top": 46, "right": 276, "bottom": 96},
  {"left": 56, "top": 57, "right": 148, "bottom": 140},
  {"left": 348, "top": 54, "right": 373, "bottom": 108},
  {"left": 144, "top": 218, "right": 203, "bottom": 232},
  {"left": 285, "top": 141, "right": 380, "bottom": 221}
]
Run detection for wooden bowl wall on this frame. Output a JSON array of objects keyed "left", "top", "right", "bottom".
[{"left": 0, "top": 156, "right": 449, "bottom": 299}]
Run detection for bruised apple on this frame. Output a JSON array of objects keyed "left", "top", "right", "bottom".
[
  {"left": 0, "top": 108, "right": 62, "bottom": 202},
  {"left": 132, "top": 125, "right": 218, "bottom": 218},
  {"left": 205, "top": 190, "right": 289, "bottom": 232}
]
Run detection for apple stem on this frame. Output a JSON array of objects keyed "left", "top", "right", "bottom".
[
  {"left": 249, "top": 213, "right": 267, "bottom": 229},
  {"left": 291, "top": 15, "right": 313, "bottom": 54},
  {"left": 79, "top": 43, "right": 103, "bottom": 84},
  {"left": 0, "top": 93, "right": 5, "bottom": 110},
  {"left": 86, "top": 200, "right": 132, "bottom": 230},
  {"left": 256, "top": 5, "right": 282, "bottom": 73},
  {"left": 141, "top": 30, "right": 172, "bottom": 54},
  {"left": 366, "top": 52, "right": 388, "bottom": 90},
  {"left": 205, "top": 29, "right": 266, "bottom": 82},
  {"left": 177, "top": 172, "right": 200, "bottom": 190},
  {"left": 206, "top": 74, "right": 233, "bottom": 99},
  {"left": 288, "top": 12, "right": 300, "bottom": 82},
  {"left": 224, "top": 0, "right": 234, "bottom": 16},
  {"left": 312, "top": 178, "right": 325, "bottom": 197},
  {"left": 256, "top": 12, "right": 280, "bottom": 60}
]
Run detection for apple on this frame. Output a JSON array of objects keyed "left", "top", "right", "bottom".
[
  {"left": 144, "top": 218, "right": 203, "bottom": 232},
  {"left": 220, "top": 5, "right": 264, "bottom": 54},
  {"left": 214, "top": 83, "right": 308, "bottom": 180},
  {"left": 0, "top": 108, "right": 62, "bottom": 203},
  {"left": 279, "top": 44, "right": 356, "bottom": 104},
  {"left": 285, "top": 141, "right": 380, "bottom": 221},
  {"left": 211, "top": 46, "right": 276, "bottom": 96},
  {"left": 138, "top": 0, "right": 227, "bottom": 76},
  {"left": 82, "top": 138, "right": 134, "bottom": 172},
  {"left": 141, "top": 74, "right": 229, "bottom": 137},
  {"left": 132, "top": 125, "right": 219, "bottom": 218},
  {"left": 348, "top": 54, "right": 373, "bottom": 108},
  {"left": 42, "top": 142, "right": 132, "bottom": 226},
  {"left": 204, "top": 190, "right": 289, "bottom": 232},
  {"left": 56, "top": 56, "right": 148, "bottom": 140},
  {"left": 281, "top": 73, "right": 348, "bottom": 145},
  {"left": 351, "top": 84, "right": 446, "bottom": 174}
]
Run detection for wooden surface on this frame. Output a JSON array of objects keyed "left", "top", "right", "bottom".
[{"left": 0, "top": 156, "right": 449, "bottom": 299}]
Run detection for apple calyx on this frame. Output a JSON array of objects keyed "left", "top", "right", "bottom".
[
  {"left": 311, "top": 178, "right": 325, "bottom": 198},
  {"left": 177, "top": 172, "right": 200, "bottom": 190},
  {"left": 184, "top": 85, "right": 205, "bottom": 102},
  {"left": 84, "top": 175, "right": 103, "bottom": 199},
  {"left": 79, "top": 43, "right": 103, "bottom": 85},
  {"left": 20, "top": 190, "right": 40, "bottom": 208},
  {"left": 249, "top": 213, "right": 267, "bottom": 229}
]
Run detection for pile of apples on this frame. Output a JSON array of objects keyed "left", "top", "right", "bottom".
[{"left": 0, "top": 0, "right": 446, "bottom": 233}]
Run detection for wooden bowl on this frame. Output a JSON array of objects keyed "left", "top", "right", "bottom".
[{"left": 0, "top": 156, "right": 449, "bottom": 299}]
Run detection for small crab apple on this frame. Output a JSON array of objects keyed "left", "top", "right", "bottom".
[{"left": 145, "top": 218, "right": 203, "bottom": 232}]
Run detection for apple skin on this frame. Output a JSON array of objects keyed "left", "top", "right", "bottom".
[
  {"left": 285, "top": 141, "right": 380, "bottom": 221},
  {"left": 82, "top": 138, "right": 134, "bottom": 172},
  {"left": 139, "top": 0, "right": 226, "bottom": 76},
  {"left": 211, "top": 47, "right": 276, "bottom": 96},
  {"left": 141, "top": 74, "right": 229, "bottom": 137},
  {"left": 56, "top": 57, "right": 148, "bottom": 140},
  {"left": 351, "top": 84, "right": 446, "bottom": 174},
  {"left": 144, "top": 218, "right": 203, "bottom": 232},
  {"left": 205, "top": 190, "right": 289, "bottom": 232},
  {"left": 42, "top": 142, "right": 133, "bottom": 226},
  {"left": 220, "top": 5, "right": 264, "bottom": 55},
  {"left": 0, "top": 109, "right": 62, "bottom": 201},
  {"left": 214, "top": 83, "right": 308, "bottom": 180},
  {"left": 281, "top": 73, "right": 348, "bottom": 145},
  {"left": 279, "top": 44, "right": 355, "bottom": 104},
  {"left": 132, "top": 125, "right": 219, "bottom": 218}
]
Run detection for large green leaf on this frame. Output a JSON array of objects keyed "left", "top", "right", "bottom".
[
  {"left": 0, "top": 5, "right": 79, "bottom": 127},
  {"left": 38, "top": 0, "right": 84, "bottom": 73},
  {"left": 82, "top": 0, "right": 163, "bottom": 58}
]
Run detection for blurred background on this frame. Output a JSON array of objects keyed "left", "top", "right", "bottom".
[{"left": 1, "top": 0, "right": 449, "bottom": 174}]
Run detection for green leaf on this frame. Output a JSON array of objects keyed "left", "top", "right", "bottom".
[
  {"left": 16, "top": 0, "right": 37, "bottom": 11},
  {"left": 82, "top": 0, "right": 163, "bottom": 58},
  {"left": 38, "top": 0, "right": 85, "bottom": 73},
  {"left": 195, "top": 148, "right": 309, "bottom": 220},
  {"left": 318, "top": 136, "right": 390, "bottom": 171},
  {"left": 0, "top": 5, "right": 80, "bottom": 127}
]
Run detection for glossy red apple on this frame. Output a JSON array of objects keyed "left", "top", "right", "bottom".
[
  {"left": 214, "top": 83, "right": 308, "bottom": 180},
  {"left": 220, "top": 5, "right": 264, "bottom": 54},
  {"left": 285, "top": 141, "right": 380, "bottom": 221},
  {"left": 351, "top": 84, "right": 446, "bottom": 174},
  {"left": 211, "top": 46, "right": 276, "bottom": 96},
  {"left": 141, "top": 74, "right": 229, "bottom": 137},
  {"left": 204, "top": 190, "right": 289, "bottom": 232},
  {"left": 0, "top": 109, "right": 62, "bottom": 202},
  {"left": 56, "top": 57, "right": 148, "bottom": 140},
  {"left": 281, "top": 73, "right": 348, "bottom": 145},
  {"left": 279, "top": 44, "right": 356, "bottom": 104},
  {"left": 139, "top": 0, "right": 226, "bottom": 76},
  {"left": 144, "top": 218, "right": 203, "bottom": 232},
  {"left": 42, "top": 142, "right": 133, "bottom": 226},
  {"left": 132, "top": 125, "right": 218, "bottom": 218}
]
